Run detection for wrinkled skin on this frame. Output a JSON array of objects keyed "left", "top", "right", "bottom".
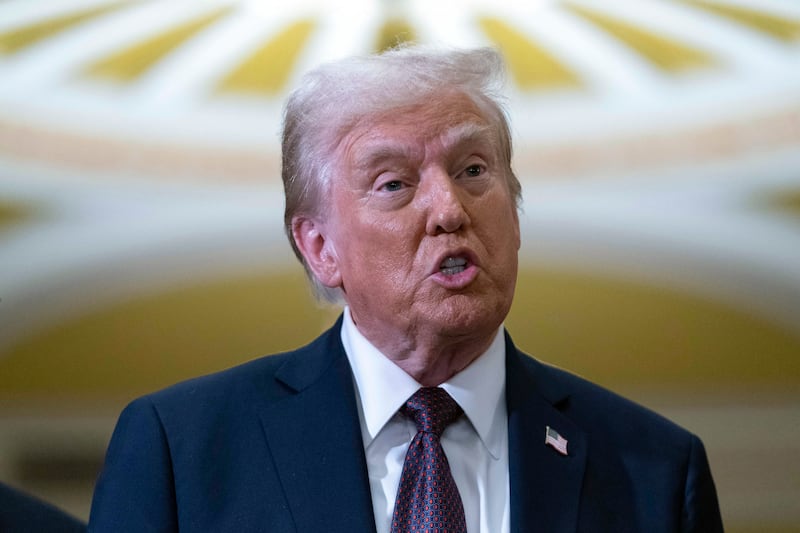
[{"left": 293, "top": 91, "right": 520, "bottom": 385}]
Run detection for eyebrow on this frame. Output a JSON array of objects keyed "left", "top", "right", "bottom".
[
  {"left": 351, "top": 144, "right": 412, "bottom": 172},
  {"left": 439, "top": 122, "right": 496, "bottom": 152},
  {"left": 351, "top": 122, "right": 497, "bottom": 171}
]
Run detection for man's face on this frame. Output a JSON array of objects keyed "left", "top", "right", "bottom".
[{"left": 317, "top": 91, "right": 520, "bottom": 342}]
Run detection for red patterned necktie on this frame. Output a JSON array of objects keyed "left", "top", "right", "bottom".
[{"left": 390, "top": 387, "right": 467, "bottom": 533}]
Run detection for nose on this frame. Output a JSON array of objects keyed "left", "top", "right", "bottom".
[{"left": 423, "top": 170, "right": 471, "bottom": 235}]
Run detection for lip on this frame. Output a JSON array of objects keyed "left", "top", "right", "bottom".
[{"left": 429, "top": 248, "right": 480, "bottom": 289}]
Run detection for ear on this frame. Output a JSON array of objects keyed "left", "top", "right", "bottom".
[{"left": 291, "top": 216, "right": 342, "bottom": 289}]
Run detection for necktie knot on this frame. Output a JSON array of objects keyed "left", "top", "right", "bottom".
[{"left": 401, "top": 387, "right": 463, "bottom": 437}]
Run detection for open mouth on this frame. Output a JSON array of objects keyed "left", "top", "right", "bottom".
[{"left": 440, "top": 256, "right": 468, "bottom": 276}]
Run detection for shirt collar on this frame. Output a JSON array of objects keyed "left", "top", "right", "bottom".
[{"left": 341, "top": 307, "right": 507, "bottom": 459}]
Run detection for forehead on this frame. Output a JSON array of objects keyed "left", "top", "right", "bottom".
[{"left": 336, "top": 92, "right": 498, "bottom": 165}]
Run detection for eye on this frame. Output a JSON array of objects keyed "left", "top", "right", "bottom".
[
  {"left": 381, "top": 180, "right": 404, "bottom": 192},
  {"left": 464, "top": 164, "right": 483, "bottom": 177}
]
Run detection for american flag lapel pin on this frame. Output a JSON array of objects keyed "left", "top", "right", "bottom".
[{"left": 545, "top": 426, "right": 569, "bottom": 456}]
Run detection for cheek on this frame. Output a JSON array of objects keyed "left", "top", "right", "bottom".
[
  {"left": 343, "top": 217, "right": 419, "bottom": 276},
  {"left": 476, "top": 196, "right": 518, "bottom": 243},
  {"left": 357, "top": 210, "right": 421, "bottom": 253}
]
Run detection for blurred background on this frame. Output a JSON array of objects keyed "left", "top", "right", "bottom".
[{"left": 0, "top": 0, "right": 798, "bottom": 530}]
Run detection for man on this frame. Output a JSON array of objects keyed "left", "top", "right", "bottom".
[{"left": 89, "top": 46, "right": 723, "bottom": 532}]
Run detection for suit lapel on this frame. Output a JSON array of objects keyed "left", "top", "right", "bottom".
[
  {"left": 255, "top": 320, "right": 377, "bottom": 533},
  {"left": 506, "top": 335, "right": 587, "bottom": 533},
  {"left": 251, "top": 322, "right": 589, "bottom": 532}
]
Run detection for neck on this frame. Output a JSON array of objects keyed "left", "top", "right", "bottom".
[
  {"left": 349, "top": 312, "right": 499, "bottom": 386},
  {"left": 391, "top": 341, "right": 493, "bottom": 386}
]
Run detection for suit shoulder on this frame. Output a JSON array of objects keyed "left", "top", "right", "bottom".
[
  {"left": 0, "top": 482, "right": 85, "bottom": 533},
  {"left": 128, "top": 325, "right": 342, "bottom": 425},
  {"left": 517, "top": 352, "right": 696, "bottom": 451},
  {"left": 148, "top": 349, "right": 291, "bottom": 404}
]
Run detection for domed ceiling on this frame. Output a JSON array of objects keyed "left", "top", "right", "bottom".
[{"left": 1, "top": 0, "right": 799, "bottom": 395}]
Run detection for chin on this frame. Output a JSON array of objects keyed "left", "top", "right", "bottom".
[{"left": 429, "top": 294, "right": 510, "bottom": 338}]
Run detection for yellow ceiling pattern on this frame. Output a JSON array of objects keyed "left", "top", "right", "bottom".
[
  {"left": 217, "top": 18, "right": 317, "bottom": 96},
  {"left": 0, "top": 1, "right": 128, "bottom": 54},
  {"left": 374, "top": 17, "right": 416, "bottom": 53},
  {"left": 0, "top": 1, "right": 797, "bottom": 94},
  {"left": 0, "top": 199, "right": 36, "bottom": 232},
  {"left": 566, "top": 4, "right": 715, "bottom": 72},
  {"left": 478, "top": 16, "right": 581, "bottom": 89},
  {"left": 86, "top": 7, "right": 232, "bottom": 81},
  {"left": 765, "top": 188, "right": 800, "bottom": 217},
  {"left": 680, "top": 0, "right": 800, "bottom": 42}
]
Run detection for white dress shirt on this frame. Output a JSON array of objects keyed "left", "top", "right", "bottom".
[{"left": 341, "top": 307, "right": 510, "bottom": 533}]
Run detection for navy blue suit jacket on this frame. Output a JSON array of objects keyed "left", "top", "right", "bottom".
[
  {"left": 89, "top": 318, "right": 723, "bottom": 532},
  {"left": 0, "top": 481, "right": 86, "bottom": 533}
]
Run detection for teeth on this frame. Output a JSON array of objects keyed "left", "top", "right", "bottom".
[
  {"left": 440, "top": 256, "right": 467, "bottom": 275},
  {"left": 441, "top": 257, "right": 467, "bottom": 268}
]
